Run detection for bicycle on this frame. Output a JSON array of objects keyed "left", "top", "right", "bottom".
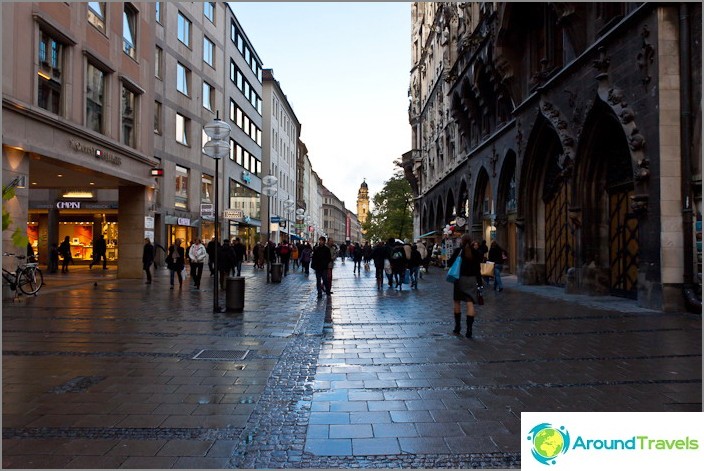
[{"left": 2, "top": 253, "right": 43, "bottom": 296}]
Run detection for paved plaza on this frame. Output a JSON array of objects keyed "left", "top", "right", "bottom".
[{"left": 2, "top": 259, "right": 701, "bottom": 468}]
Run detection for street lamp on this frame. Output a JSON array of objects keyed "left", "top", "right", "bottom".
[
  {"left": 283, "top": 199, "right": 295, "bottom": 242},
  {"left": 203, "top": 114, "right": 231, "bottom": 313},
  {"left": 296, "top": 208, "right": 305, "bottom": 242},
  {"left": 262, "top": 175, "right": 278, "bottom": 283}
]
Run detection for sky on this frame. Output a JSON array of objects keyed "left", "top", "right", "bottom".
[{"left": 229, "top": 2, "right": 413, "bottom": 212}]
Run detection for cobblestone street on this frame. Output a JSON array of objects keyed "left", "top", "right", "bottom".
[{"left": 2, "top": 260, "right": 701, "bottom": 468}]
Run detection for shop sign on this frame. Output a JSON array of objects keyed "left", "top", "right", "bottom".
[
  {"left": 177, "top": 217, "right": 190, "bottom": 226},
  {"left": 145, "top": 216, "right": 154, "bottom": 229},
  {"left": 68, "top": 138, "right": 122, "bottom": 166},
  {"left": 200, "top": 203, "right": 214, "bottom": 218},
  {"left": 56, "top": 201, "right": 81, "bottom": 209},
  {"left": 242, "top": 171, "right": 252, "bottom": 184},
  {"left": 224, "top": 209, "right": 244, "bottom": 219}
]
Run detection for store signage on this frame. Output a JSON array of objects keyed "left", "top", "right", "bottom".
[
  {"left": 242, "top": 171, "right": 252, "bottom": 184},
  {"left": 224, "top": 209, "right": 244, "bottom": 219},
  {"left": 270, "top": 216, "right": 281, "bottom": 223},
  {"left": 56, "top": 201, "right": 81, "bottom": 209},
  {"left": 201, "top": 203, "right": 214, "bottom": 218},
  {"left": 150, "top": 168, "right": 164, "bottom": 176},
  {"left": 69, "top": 138, "right": 122, "bottom": 166},
  {"left": 145, "top": 216, "right": 154, "bottom": 229},
  {"left": 177, "top": 217, "right": 190, "bottom": 226}
]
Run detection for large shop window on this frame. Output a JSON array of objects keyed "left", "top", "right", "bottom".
[
  {"left": 38, "top": 29, "right": 63, "bottom": 114},
  {"left": 175, "top": 165, "right": 189, "bottom": 210},
  {"left": 86, "top": 62, "right": 106, "bottom": 134},
  {"left": 229, "top": 180, "right": 260, "bottom": 221}
]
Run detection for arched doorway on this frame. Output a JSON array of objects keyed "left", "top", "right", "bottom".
[
  {"left": 497, "top": 151, "right": 518, "bottom": 273},
  {"left": 578, "top": 101, "right": 639, "bottom": 298}
]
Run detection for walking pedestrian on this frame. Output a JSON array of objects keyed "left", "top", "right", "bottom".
[
  {"left": 448, "top": 234, "right": 484, "bottom": 338},
  {"left": 277, "top": 239, "right": 292, "bottom": 276},
  {"left": 90, "top": 234, "right": 107, "bottom": 269},
  {"left": 384, "top": 238, "right": 396, "bottom": 287},
  {"left": 48, "top": 242, "right": 59, "bottom": 274},
  {"left": 371, "top": 241, "right": 387, "bottom": 290},
  {"left": 327, "top": 238, "right": 338, "bottom": 293},
  {"left": 415, "top": 240, "right": 428, "bottom": 277},
  {"left": 206, "top": 237, "right": 217, "bottom": 276},
  {"left": 143, "top": 238, "right": 154, "bottom": 284},
  {"left": 311, "top": 236, "right": 332, "bottom": 298},
  {"left": 390, "top": 241, "right": 406, "bottom": 290},
  {"left": 352, "top": 242, "right": 363, "bottom": 274},
  {"left": 291, "top": 243, "right": 300, "bottom": 271},
  {"left": 217, "top": 239, "right": 234, "bottom": 290},
  {"left": 487, "top": 240, "right": 506, "bottom": 292},
  {"left": 188, "top": 238, "right": 207, "bottom": 289},
  {"left": 166, "top": 238, "right": 185, "bottom": 289},
  {"left": 409, "top": 244, "right": 423, "bottom": 289},
  {"left": 232, "top": 237, "right": 246, "bottom": 276},
  {"left": 300, "top": 242, "right": 312, "bottom": 275},
  {"left": 59, "top": 235, "right": 72, "bottom": 273}
]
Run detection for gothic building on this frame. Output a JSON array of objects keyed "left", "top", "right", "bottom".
[{"left": 404, "top": 2, "right": 701, "bottom": 312}]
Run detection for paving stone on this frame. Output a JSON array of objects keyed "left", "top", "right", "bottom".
[{"left": 329, "top": 424, "right": 373, "bottom": 439}]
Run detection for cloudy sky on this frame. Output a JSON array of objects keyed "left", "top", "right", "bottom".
[{"left": 230, "top": 2, "right": 413, "bottom": 212}]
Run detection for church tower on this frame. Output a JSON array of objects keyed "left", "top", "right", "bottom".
[{"left": 357, "top": 179, "right": 369, "bottom": 231}]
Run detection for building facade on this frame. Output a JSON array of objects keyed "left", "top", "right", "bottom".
[
  {"left": 321, "top": 186, "right": 346, "bottom": 245},
  {"left": 405, "top": 2, "right": 702, "bottom": 312}
]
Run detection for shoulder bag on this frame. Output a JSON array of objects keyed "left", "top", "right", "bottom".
[{"left": 446, "top": 255, "right": 462, "bottom": 283}]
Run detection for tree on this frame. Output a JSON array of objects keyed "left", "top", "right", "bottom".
[
  {"left": 362, "top": 170, "right": 413, "bottom": 243},
  {"left": 2, "top": 179, "right": 28, "bottom": 248}
]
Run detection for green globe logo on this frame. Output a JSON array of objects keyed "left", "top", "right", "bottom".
[{"left": 527, "top": 423, "right": 570, "bottom": 465}]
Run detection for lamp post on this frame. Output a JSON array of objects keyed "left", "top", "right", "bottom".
[
  {"left": 283, "top": 199, "right": 295, "bottom": 242},
  {"left": 295, "top": 208, "right": 305, "bottom": 242},
  {"left": 203, "top": 114, "right": 231, "bottom": 313},
  {"left": 262, "top": 175, "right": 278, "bottom": 283}
]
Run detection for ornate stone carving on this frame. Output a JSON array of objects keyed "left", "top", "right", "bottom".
[
  {"left": 628, "top": 128, "right": 645, "bottom": 151},
  {"left": 619, "top": 107, "right": 635, "bottom": 124},
  {"left": 592, "top": 46, "right": 610, "bottom": 79},
  {"left": 636, "top": 25, "right": 655, "bottom": 90}
]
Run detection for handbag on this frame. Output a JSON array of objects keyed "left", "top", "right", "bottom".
[
  {"left": 480, "top": 261, "right": 495, "bottom": 277},
  {"left": 446, "top": 255, "right": 462, "bottom": 283},
  {"left": 477, "top": 283, "right": 485, "bottom": 305},
  {"left": 383, "top": 259, "right": 392, "bottom": 275}
]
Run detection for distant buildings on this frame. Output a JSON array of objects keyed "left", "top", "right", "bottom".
[{"left": 2, "top": 1, "right": 360, "bottom": 276}]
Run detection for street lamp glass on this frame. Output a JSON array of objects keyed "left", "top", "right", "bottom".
[
  {"left": 203, "top": 139, "right": 229, "bottom": 160},
  {"left": 262, "top": 175, "right": 278, "bottom": 186},
  {"left": 203, "top": 119, "right": 231, "bottom": 140},
  {"left": 283, "top": 199, "right": 295, "bottom": 210},
  {"left": 262, "top": 186, "right": 277, "bottom": 196}
]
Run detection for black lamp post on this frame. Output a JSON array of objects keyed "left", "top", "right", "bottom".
[
  {"left": 262, "top": 175, "right": 278, "bottom": 283},
  {"left": 203, "top": 114, "right": 231, "bottom": 313}
]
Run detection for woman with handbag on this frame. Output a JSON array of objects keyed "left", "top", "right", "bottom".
[{"left": 447, "top": 234, "right": 484, "bottom": 338}]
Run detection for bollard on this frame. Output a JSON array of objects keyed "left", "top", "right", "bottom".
[
  {"left": 270, "top": 263, "right": 283, "bottom": 283},
  {"left": 225, "top": 276, "right": 245, "bottom": 312}
]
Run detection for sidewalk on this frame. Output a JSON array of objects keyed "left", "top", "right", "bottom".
[{"left": 2, "top": 259, "right": 701, "bottom": 468}]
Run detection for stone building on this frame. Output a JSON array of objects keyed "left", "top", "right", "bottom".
[
  {"left": 356, "top": 179, "right": 369, "bottom": 235},
  {"left": 404, "top": 2, "right": 701, "bottom": 312}
]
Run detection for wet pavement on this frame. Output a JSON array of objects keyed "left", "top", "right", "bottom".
[{"left": 2, "top": 260, "right": 701, "bottom": 468}]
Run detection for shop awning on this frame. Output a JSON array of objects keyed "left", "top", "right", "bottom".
[
  {"left": 419, "top": 230, "right": 438, "bottom": 238},
  {"left": 290, "top": 234, "right": 303, "bottom": 240}
]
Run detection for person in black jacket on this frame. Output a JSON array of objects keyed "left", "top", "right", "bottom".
[
  {"left": 447, "top": 234, "right": 484, "bottom": 338},
  {"left": 217, "top": 239, "right": 235, "bottom": 290},
  {"left": 371, "top": 241, "right": 387, "bottom": 290},
  {"left": 390, "top": 242, "right": 406, "bottom": 290},
  {"left": 166, "top": 238, "right": 185, "bottom": 289},
  {"left": 487, "top": 240, "right": 506, "bottom": 292},
  {"left": 90, "top": 234, "right": 108, "bottom": 269},
  {"left": 59, "top": 236, "right": 72, "bottom": 273},
  {"left": 311, "top": 236, "right": 332, "bottom": 298},
  {"left": 409, "top": 244, "right": 423, "bottom": 289},
  {"left": 143, "top": 238, "right": 154, "bottom": 284},
  {"left": 231, "top": 237, "right": 246, "bottom": 277},
  {"left": 206, "top": 237, "right": 217, "bottom": 276}
]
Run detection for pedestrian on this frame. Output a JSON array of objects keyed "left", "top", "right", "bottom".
[
  {"left": 232, "top": 237, "right": 246, "bottom": 276},
  {"left": 59, "top": 235, "right": 72, "bottom": 273},
  {"left": 384, "top": 238, "right": 396, "bottom": 287},
  {"left": 371, "top": 241, "right": 387, "bottom": 290},
  {"left": 143, "top": 238, "right": 154, "bottom": 284},
  {"left": 291, "top": 242, "right": 300, "bottom": 271},
  {"left": 409, "top": 244, "right": 423, "bottom": 289},
  {"left": 311, "top": 236, "right": 332, "bottom": 298},
  {"left": 390, "top": 241, "right": 406, "bottom": 290},
  {"left": 48, "top": 242, "right": 59, "bottom": 274},
  {"left": 448, "top": 234, "right": 484, "bottom": 338},
  {"left": 206, "top": 237, "right": 217, "bottom": 276},
  {"left": 487, "top": 240, "right": 506, "bottom": 292},
  {"left": 90, "top": 234, "right": 107, "bottom": 269},
  {"left": 415, "top": 240, "right": 428, "bottom": 277},
  {"left": 327, "top": 238, "right": 338, "bottom": 293},
  {"left": 166, "top": 238, "right": 185, "bottom": 289},
  {"left": 217, "top": 239, "right": 234, "bottom": 290},
  {"left": 188, "top": 238, "right": 207, "bottom": 289},
  {"left": 352, "top": 242, "right": 363, "bottom": 274},
  {"left": 277, "top": 239, "right": 292, "bottom": 276},
  {"left": 300, "top": 242, "right": 312, "bottom": 275},
  {"left": 362, "top": 241, "right": 373, "bottom": 269}
]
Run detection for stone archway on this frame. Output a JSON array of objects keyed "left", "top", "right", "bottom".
[
  {"left": 471, "top": 167, "right": 492, "bottom": 243},
  {"left": 497, "top": 150, "right": 518, "bottom": 273}
]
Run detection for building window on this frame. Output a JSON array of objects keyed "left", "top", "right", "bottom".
[
  {"left": 123, "top": 3, "right": 137, "bottom": 59},
  {"left": 176, "top": 113, "right": 189, "bottom": 146},
  {"left": 175, "top": 165, "right": 189, "bottom": 209},
  {"left": 204, "top": 2, "right": 215, "bottom": 23},
  {"left": 236, "top": 107, "right": 243, "bottom": 128},
  {"left": 202, "top": 81, "right": 214, "bottom": 111},
  {"left": 37, "top": 29, "right": 63, "bottom": 114},
  {"left": 87, "top": 2, "right": 106, "bottom": 33},
  {"left": 176, "top": 62, "right": 189, "bottom": 96},
  {"left": 155, "top": 46, "right": 162, "bottom": 79},
  {"left": 203, "top": 36, "right": 214, "bottom": 67},
  {"left": 155, "top": 2, "right": 161, "bottom": 23},
  {"left": 230, "top": 20, "right": 236, "bottom": 43},
  {"left": 154, "top": 100, "right": 162, "bottom": 134},
  {"left": 229, "top": 181, "right": 261, "bottom": 220},
  {"left": 121, "top": 85, "right": 136, "bottom": 148},
  {"left": 202, "top": 174, "right": 213, "bottom": 203},
  {"left": 177, "top": 12, "right": 191, "bottom": 47},
  {"left": 86, "top": 62, "right": 105, "bottom": 133}
]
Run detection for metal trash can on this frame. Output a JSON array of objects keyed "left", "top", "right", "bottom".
[
  {"left": 270, "top": 263, "right": 283, "bottom": 283},
  {"left": 225, "top": 276, "right": 245, "bottom": 312}
]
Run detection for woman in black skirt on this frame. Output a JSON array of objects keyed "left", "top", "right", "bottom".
[{"left": 447, "top": 233, "right": 484, "bottom": 338}]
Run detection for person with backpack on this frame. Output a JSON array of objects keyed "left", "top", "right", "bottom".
[
  {"left": 300, "top": 242, "right": 312, "bottom": 276},
  {"left": 277, "top": 239, "right": 292, "bottom": 276},
  {"left": 390, "top": 241, "right": 406, "bottom": 290}
]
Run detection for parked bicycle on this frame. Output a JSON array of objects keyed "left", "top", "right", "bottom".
[{"left": 2, "top": 253, "right": 43, "bottom": 296}]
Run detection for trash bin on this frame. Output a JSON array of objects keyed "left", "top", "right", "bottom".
[
  {"left": 270, "top": 263, "right": 283, "bottom": 283},
  {"left": 225, "top": 276, "right": 245, "bottom": 312}
]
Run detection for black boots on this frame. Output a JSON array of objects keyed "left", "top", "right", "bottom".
[
  {"left": 453, "top": 313, "right": 461, "bottom": 334},
  {"left": 466, "top": 316, "right": 475, "bottom": 338}
]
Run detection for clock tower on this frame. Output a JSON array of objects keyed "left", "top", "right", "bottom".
[{"left": 356, "top": 179, "right": 369, "bottom": 232}]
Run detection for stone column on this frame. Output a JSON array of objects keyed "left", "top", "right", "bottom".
[{"left": 118, "top": 186, "right": 147, "bottom": 279}]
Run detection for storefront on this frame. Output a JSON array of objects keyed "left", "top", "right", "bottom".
[{"left": 165, "top": 215, "right": 198, "bottom": 247}]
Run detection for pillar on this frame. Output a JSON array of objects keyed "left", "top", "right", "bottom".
[{"left": 118, "top": 185, "right": 147, "bottom": 279}]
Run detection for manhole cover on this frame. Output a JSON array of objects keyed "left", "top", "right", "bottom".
[{"left": 192, "top": 349, "right": 249, "bottom": 361}]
